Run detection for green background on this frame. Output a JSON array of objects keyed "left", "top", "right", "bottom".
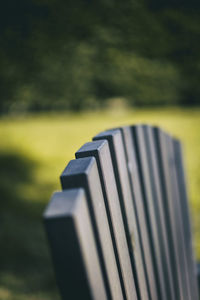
[{"left": 0, "top": 0, "right": 200, "bottom": 113}]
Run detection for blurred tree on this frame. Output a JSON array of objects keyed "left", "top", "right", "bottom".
[{"left": 0, "top": 0, "right": 199, "bottom": 113}]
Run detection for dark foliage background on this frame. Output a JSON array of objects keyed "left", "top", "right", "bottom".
[{"left": 0, "top": 0, "right": 200, "bottom": 113}]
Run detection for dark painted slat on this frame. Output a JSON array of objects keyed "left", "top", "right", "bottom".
[
  {"left": 153, "top": 127, "right": 185, "bottom": 300},
  {"left": 197, "top": 263, "right": 200, "bottom": 295},
  {"left": 142, "top": 125, "right": 176, "bottom": 300},
  {"left": 44, "top": 189, "right": 107, "bottom": 300},
  {"left": 93, "top": 129, "right": 152, "bottom": 300},
  {"left": 165, "top": 134, "right": 192, "bottom": 300},
  {"left": 60, "top": 157, "right": 125, "bottom": 300},
  {"left": 76, "top": 139, "right": 137, "bottom": 300},
  {"left": 131, "top": 125, "right": 167, "bottom": 300},
  {"left": 173, "top": 139, "right": 199, "bottom": 300},
  {"left": 120, "top": 126, "right": 152, "bottom": 300}
]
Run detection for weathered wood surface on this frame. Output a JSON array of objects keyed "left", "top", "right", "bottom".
[
  {"left": 94, "top": 129, "right": 149, "bottom": 300},
  {"left": 119, "top": 126, "right": 153, "bottom": 300},
  {"left": 60, "top": 157, "right": 131, "bottom": 300},
  {"left": 44, "top": 189, "right": 107, "bottom": 300},
  {"left": 154, "top": 127, "right": 186, "bottom": 300},
  {"left": 165, "top": 133, "right": 193, "bottom": 300},
  {"left": 75, "top": 139, "right": 137, "bottom": 300},
  {"left": 43, "top": 124, "right": 199, "bottom": 300},
  {"left": 132, "top": 125, "right": 167, "bottom": 300},
  {"left": 173, "top": 139, "right": 199, "bottom": 300},
  {"left": 142, "top": 125, "right": 176, "bottom": 300}
]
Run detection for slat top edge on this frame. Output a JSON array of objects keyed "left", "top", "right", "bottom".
[
  {"left": 76, "top": 140, "right": 108, "bottom": 155},
  {"left": 93, "top": 128, "right": 121, "bottom": 139},
  {"left": 61, "top": 157, "right": 96, "bottom": 178},
  {"left": 43, "top": 188, "right": 85, "bottom": 219}
]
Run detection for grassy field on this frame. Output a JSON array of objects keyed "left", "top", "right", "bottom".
[{"left": 0, "top": 107, "right": 199, "bottom": 299}]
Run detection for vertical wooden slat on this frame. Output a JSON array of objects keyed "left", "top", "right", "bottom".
[
  {"left": 153, "top": 127, "right": 185, "bottom": 300},
  {"left": 60, "top": 157, "right": 126, "bottom": 300},
  {"left": 165, "top": 133, "right": 193, "bottom": 300},
  {"left": 197, "top": 263, "right": 200, "bottom": 295},
  {"left": 44, "top": 189, "right": 107, "bottom": 300},
  {"left": 131, "top": 125, "right": 167, "bottom": 300},
  {"left": 120, "top": 126, "right": 153, "bottom": 300},
  {"left": 173, "top": 138, "right": 199, "bottom": 300},
  {"left": 75, "top": 139, "right": 137, "bottom": 300},
  {"left": 142, "top": 125, "right": 176, "bottom": 300},
  {"left": 93, "top": 129, "right": 152, "bottom": 300}
]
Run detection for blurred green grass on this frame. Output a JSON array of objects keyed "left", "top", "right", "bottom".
[{"left": 0, "top": 107, "right": 199, "bottom": 299}]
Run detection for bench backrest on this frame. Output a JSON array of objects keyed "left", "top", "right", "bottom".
[{"left": 44, "top": 125, "right": 199, "bottom": 300}]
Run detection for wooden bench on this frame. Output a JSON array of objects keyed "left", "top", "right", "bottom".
[{"left": 43, "top": 125, "right": 199, "bottom": 300}]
